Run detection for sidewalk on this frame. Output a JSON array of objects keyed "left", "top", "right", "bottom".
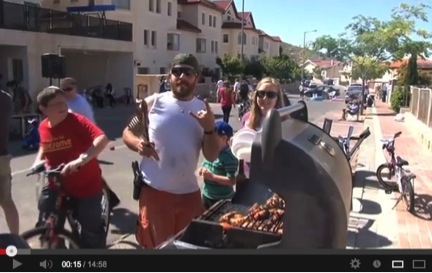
[{"left": 373, "top": 100, "right": 432, "bottom": 248}]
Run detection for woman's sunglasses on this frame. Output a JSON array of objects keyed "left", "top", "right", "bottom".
[
  {"left": 171, "top": 67, "right": 196, "bottom": 77},
  {"left": 256, "top": 90, "right": 278, "bottom": 99}
]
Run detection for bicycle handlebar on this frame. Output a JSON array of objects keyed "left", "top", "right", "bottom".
[
  {"left": 26, "top": 162, "right": 65, "bottom": 177},
  {"left": 380, "top": 131, "right": 402, "bottom": 150}
]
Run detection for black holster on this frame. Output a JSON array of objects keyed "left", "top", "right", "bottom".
[{"left": 131, "top": 161, "right": 143, "bottom": 201}]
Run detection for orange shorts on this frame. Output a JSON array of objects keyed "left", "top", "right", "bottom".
[{"left": 135, "top": 184, "right": 204, "bottom": 249}]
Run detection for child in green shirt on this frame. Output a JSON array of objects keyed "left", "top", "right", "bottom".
[{"left": 198, "top": 121, "right": 239, "bottom": 209}]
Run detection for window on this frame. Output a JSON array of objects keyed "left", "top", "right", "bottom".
[
  {"left": 211, "top": 41, "right": 218, "bottom": 54},
  {"left": 149, "top": 0, "right": 154, "bottom": 11},
  {"left": 71, "top": 0, "right": 78, "bottom": 2},
  {"left": 223, "top": 34, "right": 229, "bottom": 43},
  {"left": 89, "top": 0, "right": 95, "bottom": 5},
  {"left": 144, "top": 30, "right": 149, "bottom": 46},
  {"left": 252, "top": 36, "right": 256, "bottom": 45},
  {"left": 177, "top": 11, "right": 181, "bottom": 18},
  {"left": 213, "top": 16, "right": 216, "bottom": 27},
  {"left": 53, "top": 0, "right": 60, "bottom": 3},
  {"left": 167, "top": 33, "right": 180, "bottom": 51},
  {"left": 238, "top": 31, "right": 246, "bottom": 45},
  {"left": 151, "top": 31, "right": 157, "bottom": 47},
  {"left": 167, "top": 2, "right": 172, "bottom": 16},
  {"left": 12, "top": 59, "right": 23, "bottom": 83},
  {"left": 156, "top": 0, "right": 161, "bottom": 13},
  {"left": 201, "top": 13, "right": 205, "bottom": 25},
  {"left": 209, "top": 15, "right": 212, "bottom": 26},
  {"left": 159, "top": 67, "right": 166, "bottom": 74},
  {"left": 112, "top": 0, "right": 130, "bottom": 10},
  {"left": 138, "top": 67, "right": 149, "bottom": 74},
  {"left": 196, "top": 38, "right": 206, "bottom": 53}
]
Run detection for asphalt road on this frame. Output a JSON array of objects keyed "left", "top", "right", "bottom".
[{"left": 0, "top": 97, "right": 344, "bottom": 244}]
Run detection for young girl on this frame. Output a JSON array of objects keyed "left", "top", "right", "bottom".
[{"left": 198, "top": 121, "right": 239, "bottom": 209}]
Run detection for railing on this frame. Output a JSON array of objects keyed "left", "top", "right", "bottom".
[
  {"left": 0, "top": 1, "right": 132, "bottom": 41},
  {"left": 410, "top": 86, "right": 432, "bottom": 128}
]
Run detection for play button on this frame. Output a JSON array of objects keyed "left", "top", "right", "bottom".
[{"left": 12, "top": 259, "right": 22, "bottom": 270}]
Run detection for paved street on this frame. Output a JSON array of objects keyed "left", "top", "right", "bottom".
[{"left": 0, "top": 97, "right": 346, "bottom": 245}]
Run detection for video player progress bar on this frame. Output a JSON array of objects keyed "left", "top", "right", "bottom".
[{"left": 0, "top": 246, "right": 31, "bottom": 256}]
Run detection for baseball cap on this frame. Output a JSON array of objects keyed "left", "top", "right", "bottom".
[
  {"left": 171, "top": 53, "right": 199, "bottom": 72},
  {"left": 215, "top": 121, "right": 234, "bottom": 137}
]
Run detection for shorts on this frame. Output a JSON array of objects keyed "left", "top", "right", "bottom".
[
  {"left": 135, "top": 184, "right": 203, "bottom": 249},
  {"left": 0, "top": 155, "right": 12, "bottom": 206}
]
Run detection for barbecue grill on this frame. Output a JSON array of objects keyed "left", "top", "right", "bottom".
[{"left": 158, "top": 102, "right": 353, "bottom": 249}]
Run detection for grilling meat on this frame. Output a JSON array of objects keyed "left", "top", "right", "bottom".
[{"left": 219, "top": 194, "right": 285, "bottom": 233}]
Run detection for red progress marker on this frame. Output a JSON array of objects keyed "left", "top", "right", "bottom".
[{"left": 0, "top": 248, "right": 6, "bottom": 256}]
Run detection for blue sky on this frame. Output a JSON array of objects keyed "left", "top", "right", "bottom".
[{"left": 233, "top": 0, "right": 431, "bottom": 46}]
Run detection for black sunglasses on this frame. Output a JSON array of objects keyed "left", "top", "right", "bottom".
[
  {"left": 171, "top": 67, "right": 196, "bottom": 77},
  {"left": 256, "top": 90, "right": 278, "bottom": 99}
]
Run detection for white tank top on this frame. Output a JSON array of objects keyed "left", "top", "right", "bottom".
[{"left": 140, "top": 92, "right": 205, "bottom": 194}]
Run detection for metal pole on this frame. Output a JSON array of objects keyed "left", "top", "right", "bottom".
[
  {"left": 302, "top": 31, "right": 306, "bottom": 81},
  {"left": 240, "top": 0, "right": 244, "bottom": 82},
  {"left": 301, "top": 29, "right": 317, "bottom": 81}
]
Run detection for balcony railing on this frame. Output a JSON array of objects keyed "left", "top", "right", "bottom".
[{"left": 0, "top": 1, "right": 132, "bottom": 42}]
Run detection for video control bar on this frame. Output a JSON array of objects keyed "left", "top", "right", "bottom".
[{"left": 1, "top": 254, "right": 431, "bottom": 272}]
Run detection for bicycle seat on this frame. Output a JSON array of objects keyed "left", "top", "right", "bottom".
[{"left": 396, "top": 156, "right": 409, "bottom": 167}]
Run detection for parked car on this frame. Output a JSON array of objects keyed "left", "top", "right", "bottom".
[
  {"left": 305, "top": 85, "right": 340, "bottom": 99},
  {"left": 345, "top": 84, "right": 368, "bottom": 103}
]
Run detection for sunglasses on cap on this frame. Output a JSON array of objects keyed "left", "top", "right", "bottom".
[
  {"left": 256, "top": 90, "right": 278, "bottom": 99},
  {"left": 171, "top": 67, "right": 196, "bottom": 78}
]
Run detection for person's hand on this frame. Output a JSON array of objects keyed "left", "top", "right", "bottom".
[
  {"left": 198, "top": 167, "right": 213, "bottom": 180},
  {"left": 137, "top": 138, "right": 160, "bottom": 161},
  {"left": 189, "top": 99, "right": 215, "bottom": 132},
  {"left": 61, "top": 157, "right": 84, "bottom": 175},
  {"left": 30, "top": 160, "right": 45, "bottom": 171}
]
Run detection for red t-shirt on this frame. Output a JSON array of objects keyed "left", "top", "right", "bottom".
[
  {"left": 220, "top": 87, "right": 233, "bottom": 107},
  {"left": 39, "top": 113, "right": 104, "bottom": 198}
]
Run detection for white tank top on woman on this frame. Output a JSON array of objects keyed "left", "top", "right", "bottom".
[{"left": 139, "top": 92, "right": 205, "bottom": 194}]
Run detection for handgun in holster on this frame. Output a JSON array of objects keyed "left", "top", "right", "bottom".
[{"left": 131, "top": 161, "right": 142, "bottom": 201}]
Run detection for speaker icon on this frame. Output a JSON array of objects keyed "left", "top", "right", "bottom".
[{"left": 40, "top": 259, "right": 53, "bottom": 269}]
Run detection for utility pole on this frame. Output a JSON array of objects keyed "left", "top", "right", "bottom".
[
  {"left": 240, "top": 0, "right": 244, "bottom": 82},
  {"left": 301, "top": 29, "right": 317, "bottom": 81}
]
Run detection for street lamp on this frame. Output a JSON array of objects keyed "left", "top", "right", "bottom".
[
  {"left": 301, "top": 29, "right": 317, "bottom": 81},
  {"left": 240, "top": 0, "right": 245, "bottom": 81}
]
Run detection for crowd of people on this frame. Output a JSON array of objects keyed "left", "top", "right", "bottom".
[{"left": 1, "top": 53, "right": 289, "bottom": 249}]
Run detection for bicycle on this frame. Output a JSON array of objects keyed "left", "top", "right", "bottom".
[
  {"left": 20, "top": 162, "right": 111, "bottom": 248},
  {"left": 376, "top": 131, "right": 416, "bottom": 213}
]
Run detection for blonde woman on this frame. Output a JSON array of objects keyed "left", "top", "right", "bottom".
[{"left": 241, "top": 77, "right": 285, "bottom": 130}]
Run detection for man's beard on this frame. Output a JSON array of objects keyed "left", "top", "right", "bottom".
[{"left": 172, "top": 82, "right": 195, "bottom": 99}]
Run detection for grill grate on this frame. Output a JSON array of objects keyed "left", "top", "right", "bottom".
[{"left": 201, "top": 200, "right": 284, "bottom": 235}]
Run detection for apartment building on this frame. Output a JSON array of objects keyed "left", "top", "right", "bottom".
[
  {"left": 213, "top": 0, "right": 281, "bottom": 60},
  {"left": 0, "top": 0, "right": 133, "bottom": 96},
  {"left": 1, "top": 0, "right": 284, "bottom": 96}
]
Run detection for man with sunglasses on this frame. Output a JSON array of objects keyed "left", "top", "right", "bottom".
[{"left": 122, "top": 53, "right": 220, "bottom": 248}]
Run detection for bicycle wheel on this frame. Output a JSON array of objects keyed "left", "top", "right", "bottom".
[
  {"left": 376, "top": 163, "right": 398, "bottom": 191},
  {"left": 101, "top": 187, "right": 111, "bottom": 237},
  {"left": 402, "top": 177, "right": 415, "bottom": 213},
  {"left": 21, "top": 226, "right": 80, "bottom": 249}
]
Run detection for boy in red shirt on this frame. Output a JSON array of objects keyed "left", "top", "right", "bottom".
[{"left": 34, "top": 86, "right": 109, "bottom": 248}]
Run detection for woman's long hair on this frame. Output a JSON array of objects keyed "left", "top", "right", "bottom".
[{"left": 247, "top": 77, "right": 284, "bottom": 130}]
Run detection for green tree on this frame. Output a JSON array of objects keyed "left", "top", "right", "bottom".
[
  {"left": 261, "top": 54, "right": 300, "bottom": 81},
  {"left": 244, "top": 59, "right": 264, "bottom": 80},
  {"left": 312, "top": 2, "right": 432, "bottom": 114},
  {"left": 216, "top": 55, "right": 245, "bottom": 76}
]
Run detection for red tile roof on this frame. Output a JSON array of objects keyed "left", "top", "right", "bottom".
[
  {"left": 176, "top": 19, "right": 202, "bottom": 33},
  {"left": 181, "top": 0, "right": 225, "bottom": 13},
  {"left": 212, "top": 0, "right": 231, "bottom": 10},
  {"left": 389, "top": 58, "right": 432, "bottom": 69},
  {"left": 271, "top": 36, "right": 282, "bottom": 42}
]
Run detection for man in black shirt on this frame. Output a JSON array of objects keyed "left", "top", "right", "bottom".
[{"left": 0, "top": 89, "right": 20, "bottom": 234}]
